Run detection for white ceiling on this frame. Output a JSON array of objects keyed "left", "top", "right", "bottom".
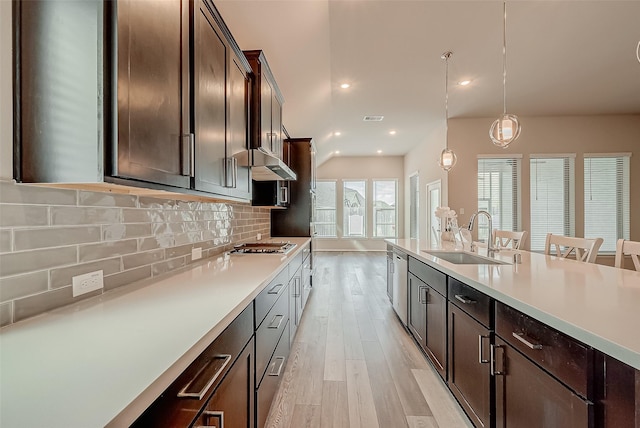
[{"left": 216, "top": 1, "right": 640, "bottom": 165}]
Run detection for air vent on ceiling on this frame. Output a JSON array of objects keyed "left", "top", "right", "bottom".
[{"left": 363, "top": 115, "right": 384, "bottom": 122}]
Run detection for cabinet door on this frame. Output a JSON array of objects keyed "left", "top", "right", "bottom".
[
  {"left": 116, "top": 0, "right": 191, "bottom": 188},
  {"left": 449, "top": 304, "right": 491, "bottom": 427},
  {"left": 408, "top": 273, "right": 427, "bottom": 349},
  {"left": 260, "top": 73, "right": 273, "bottom": 152},
  {"left": 193, "top": 2, "right": 227, "bottom": 195},
  {"left": 289, "top": 273, "right": 302, "bottom": 344},
  {"left": 227, "top": 54, "right": 251, "bottom": 199},
  {"left": 271, "top": 95, "right": 282, "bottom": 158},
  {"left": 425, "top": 288, "right": 447, "bottom": 379},
  {"left": 494, "top": 337, "right": 592, "bottom": 428},
  {"left": 193, "top": 338, "right": 255, "bottom": 428}
]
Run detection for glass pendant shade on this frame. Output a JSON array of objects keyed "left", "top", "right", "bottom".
[
  {"left": 490, "top": 113, "right": 521, "bottom": 148},
  {"left": 439, "top": 148, "right": 457, "bottom": 171}
]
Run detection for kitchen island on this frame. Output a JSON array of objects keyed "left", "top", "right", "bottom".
[
  {"left": 0, "top": 237, "right": 310, "bottom": 428},
  {"left": 386, "top": 238, "right": 640, "bottom": 427}
]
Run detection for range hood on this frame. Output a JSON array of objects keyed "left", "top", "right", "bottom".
[{"left": 235, "top": 149, "right": 297, "bottom": 181}]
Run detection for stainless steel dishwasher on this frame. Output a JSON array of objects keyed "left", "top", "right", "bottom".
[{"left": 391, "top": 250, "right": 408, "bottom": 327}]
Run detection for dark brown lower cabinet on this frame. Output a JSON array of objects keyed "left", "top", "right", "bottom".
[
  {"left": 193, "top": 337, "right": 255, "bottom": 428},
  {"left": 493, "top": 336, "right": 593, "bottom": 428},
  {"left": 595, "top": 352, "right": 640, "bottom": 427},
  {"left": 257, "top": 321, "right": 291, "bottom": 428},
  {"left": 448, "top": 304, "right": 492, "bottom": 427}
]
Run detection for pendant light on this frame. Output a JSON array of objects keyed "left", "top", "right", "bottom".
[
  {"left": 439, "top": 51, "right": 457, "bottom": 172},
  {"left": 490, "top": 2, "right": 521, "bottom": 148}
]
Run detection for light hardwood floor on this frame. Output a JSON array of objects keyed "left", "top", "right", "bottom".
[{"left": 266, "top": 252, "right": 471, "bottom": 428}]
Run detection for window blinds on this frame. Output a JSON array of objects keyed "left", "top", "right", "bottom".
[
  {"left": 529, "top": 156, "right": 575, "bottom": 251},
  {"left": 584, "top": 154, "right": 631, "bottom": 253},
  {"left": 477, "top": 157, "right": 521, "bottom": 243}
]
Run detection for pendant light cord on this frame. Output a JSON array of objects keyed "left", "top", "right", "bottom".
[
  {"left": 502, "top": 1, "right": 508, "bottom": 115},
  {"left": 444, "top": 52, "right": 450, "bottom": 149}
]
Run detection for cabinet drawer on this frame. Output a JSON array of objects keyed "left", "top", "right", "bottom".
[
  {"left": 409, "top": 257, "right": 446, "bottom": 296},
  {"left": 257, "top": 321, "right": 290, "bottom": 428},
  {"left": 255, "top": 268, "right": 289, "bottom": 329},
  {"left": 302, "top": 242, "right": 311, "bottom": 262},
  {"left": 289, "top": 251, "right": 303, "bottom": 278},
  {"left": 495, "top": 302, "right": 593, "bottom": 398},
  {"left": 256, "top": 285, "right": 289, "bottom": 385},
  {"left": 448, "top": 277, "right": 492, "bottom": 328}
]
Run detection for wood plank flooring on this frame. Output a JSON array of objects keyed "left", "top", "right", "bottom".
[{"left": 266, "top": 252, "right": 471, "bottom": 428}]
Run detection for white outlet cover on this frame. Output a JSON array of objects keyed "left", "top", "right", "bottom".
[
  {"left": 72, "top": 270, "right": 104, "bottom": 297},
  {"left": 192, "top": 247, "right": 202, "bottom": 260}
]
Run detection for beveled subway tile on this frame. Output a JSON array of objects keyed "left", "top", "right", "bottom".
[
  {"left": 0, "top": 204, "right": 49, "bottom": 227},
  {"left": 0, "top": 302, "right": 12, "bottom": 327},
  {"left": 51, "top": 206, "right": 121, "bottom": 225},
  {"left": 151, "top": 222, "right": 184, "bottom": 235},
  {"left": 0, "top": 182, "right": 77, "bottom": 205},
  {"left": 13, "top": 286, "right": 101, "bottom": 323},
  {"left": 50, "top": 257, "right": 121, "bottom": 289},
  {"left": 174, "top": 232, "right": 202, "bottom": 246},
  {"left": 0, "top": 230, "right": 11, "bottom": 253},
  {"left": 104, "top": 266, "right": 152, "bottom": 291},
  {"left": 122, "top": 208, "right": 165, "bottom": 223},
  {"left": 0, "top": 247, "right": 77, "bottom": 278},
  {"left": 123, "top": 249, "right": 165, "bottom": 270},
  {"left": 166, "top": 210, "right": 195, "bottom": 223},
  {"left": 166, "top": 243, "right": 193, "bottom": 259},
  {"left": 78, "top": 191, "right": 137, "bottom": 208},
  {"left": 14, "top": 226, "right": 101, "bottom": 251},
  {"left": 0, "top": 271, "right": 49, "bottom": 302},
  {"left": 152, "top": 257, "right": 186, "bottom": 276},
  {"left": 79, "top": 239, "right": 138, "bottom": 262},
  {"left": 139, "top": 197, "right": 179, "bottom": 210},
  {"left": 139, "top": 234, "right": 175, "bottom": 251},
  {"left": 103, "top": 223, "right": 152, "bottom": 241}
]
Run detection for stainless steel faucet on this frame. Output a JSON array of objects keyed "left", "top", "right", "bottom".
[{"left": 467, "top": 210, "right": 498, "bottom": 254}]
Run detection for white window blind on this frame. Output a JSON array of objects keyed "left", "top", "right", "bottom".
[
  {"left": 315, "top": 180, "right": 337, "bottom": 237},
  {"left": 530, "top": 156, "right": 575, "bottom": 251},
  {"left": 344, "top": 180, "right": 366, "bottom": 237},
  {"left": 373, "top": 180, "right": 398, "bottom": 238},
  {"left": 410, "top": 174, "right": 419, "bottom": 239},
  {"left": 477, "top": 157, "right": 521, "bottom": 243},
  {"left": 584, "top": 154, "right": 631, "bottom": 253}
]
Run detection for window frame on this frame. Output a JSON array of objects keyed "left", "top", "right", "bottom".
[
  {"left": 373, "top": 179, "right": 398, "bottom": 238},
  {"left": 343, "top": 179, "right": 367, "bottom": 238},
  {"left": 314, "top": 179, "right": 338, "bottom": 238}
]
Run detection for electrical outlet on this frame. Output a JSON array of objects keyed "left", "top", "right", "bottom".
[
  {"left": 257, "top": 233, "right": 262, "bottom": 241},
  {"left": 72, "top": 270, "right": 104, "bottom": 297},
  {"left": 192, "top": 247, "right": 202, "bottom": 261}
]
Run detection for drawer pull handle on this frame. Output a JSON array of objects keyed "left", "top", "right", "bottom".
[
  {"left": 454, "top": 295, "right": 476, "bottom": 305},
  {"left": 490, "top": 344, "right": 505, "bottom": 376},
  {"left": 268, "top": 314, "right": 284, "bottom": 329},
  {"left": 512, "top": 332, "right": 543, "bottom": 350},
  {"left": 268, "top": 283, "right": 284, "bottom": 295},
  {"left": 197, "top": 410, "right": 224, "bottom": 428},
  {"left": 268, "top": 356, "right": 286, "bottom": 377},
  {"left": 478, "top": 334, "right": 490, "bottom": 364},
  {"left": 177, "top": 354, "right": 231, "bottom": 400}
]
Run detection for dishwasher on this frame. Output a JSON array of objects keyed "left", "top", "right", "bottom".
[{"left": 391, "top": 250, "right": 408, "bottom": 327}]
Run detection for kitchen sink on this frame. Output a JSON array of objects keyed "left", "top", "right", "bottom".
[{"left": 423, "top": 250, "right": 509, "bottom": 265}]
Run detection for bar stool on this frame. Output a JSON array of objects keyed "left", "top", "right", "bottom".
[
  {"left": 544, "top": 233, "right": 603, "bottom": 263},
  {"left": 493, "top": 229, "right": 527, "bottom": 250},
  {"left": 614, "top": 239, "right": 640, "bottom": 271}
]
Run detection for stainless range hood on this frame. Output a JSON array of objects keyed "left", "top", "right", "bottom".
[{"left": 235, "top": 149, "right": 297, "bottom": 181}]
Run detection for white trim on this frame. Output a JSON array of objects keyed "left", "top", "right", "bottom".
[
  {"left": 409, "top": 170, "right": 419, "bottom": 177},
  {"left": 584, "top": 152, "right": 632, "bottom": 158},
  {"left": 530, "top": 153, "right": 577, "bottom": 159},
  {"left": 477, "top": 154, "right": 523, "bottom": 159}
]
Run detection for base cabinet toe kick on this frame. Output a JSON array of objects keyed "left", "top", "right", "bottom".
[{"left": 403, "top": 255, "right": 640, "bottom": 428}]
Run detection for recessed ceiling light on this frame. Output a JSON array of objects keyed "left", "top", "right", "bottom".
[
  {"left": 335, "top": 150, "right": 340, "bottom": 154},
  {"left": 334, "top": 131, "right": 342, "bottom": 136},
  {"left": 340, "top": 83, "right": 350, "bottom": 89},
  {"left": 389, "top": 130, "right": 396, "bottom": 135},
  {"left": 377, "top": 150, "right": 382, "bottom": 154},
  {"left": 458, "top": 80, "right": 471, "bottom": 86}
]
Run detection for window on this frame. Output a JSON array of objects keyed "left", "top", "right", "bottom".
[
  {"left": 373, "top": 180, "right": 397, "bottom": 237},
  {"left": 410, "top": 174, "right": 419, "bottom": 239},
  {"left": 343, "top": 180, "right": 366, "bottom": 237},
  {"left": 477, "top": 157, "right": 521, "bottom": 242},
  {"left": 315, "top": 180, "right": 337, "bottom": 237},
  {"left": 584, "top": 154, "right": 630, "bottom": 253},
  {"left": 529, "top": 155, "right": 575, "bottom": 251}
]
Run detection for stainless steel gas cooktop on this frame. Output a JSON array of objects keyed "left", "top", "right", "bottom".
[{"left": 231, "top": 242, "right": 297, "bottom": 254}]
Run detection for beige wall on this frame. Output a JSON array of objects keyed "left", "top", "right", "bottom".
[
  {"left": 1, "top": 1, "right": 12, "bottom": 180},
  {"left": 403, "top": 125, "right": 450, "bottom": 244},
  {"left": 447, "top": 115, "right": 640, "bottom": 259},
  {"left": 316, "top": 156, "right": 404, "bottom": 251}
]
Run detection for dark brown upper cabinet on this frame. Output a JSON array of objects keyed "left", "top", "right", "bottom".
[{"left": 244, "top": 50, "right": 284, "bottom": 159}]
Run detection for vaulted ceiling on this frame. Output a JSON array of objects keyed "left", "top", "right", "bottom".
[{"left": 216, "top": 1, "right": 640, "bottom": 164}]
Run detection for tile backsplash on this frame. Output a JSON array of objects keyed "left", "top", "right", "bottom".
[{"left": 0, "top": 181, "right": 271, "bottom": 327}]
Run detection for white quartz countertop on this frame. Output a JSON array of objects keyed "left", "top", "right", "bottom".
[
  {"left": 0, "top": 237, "right": 310, "bottom": 428},
  {"left": 386, "top": 239, "right": 640, "bottom": 370}
]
